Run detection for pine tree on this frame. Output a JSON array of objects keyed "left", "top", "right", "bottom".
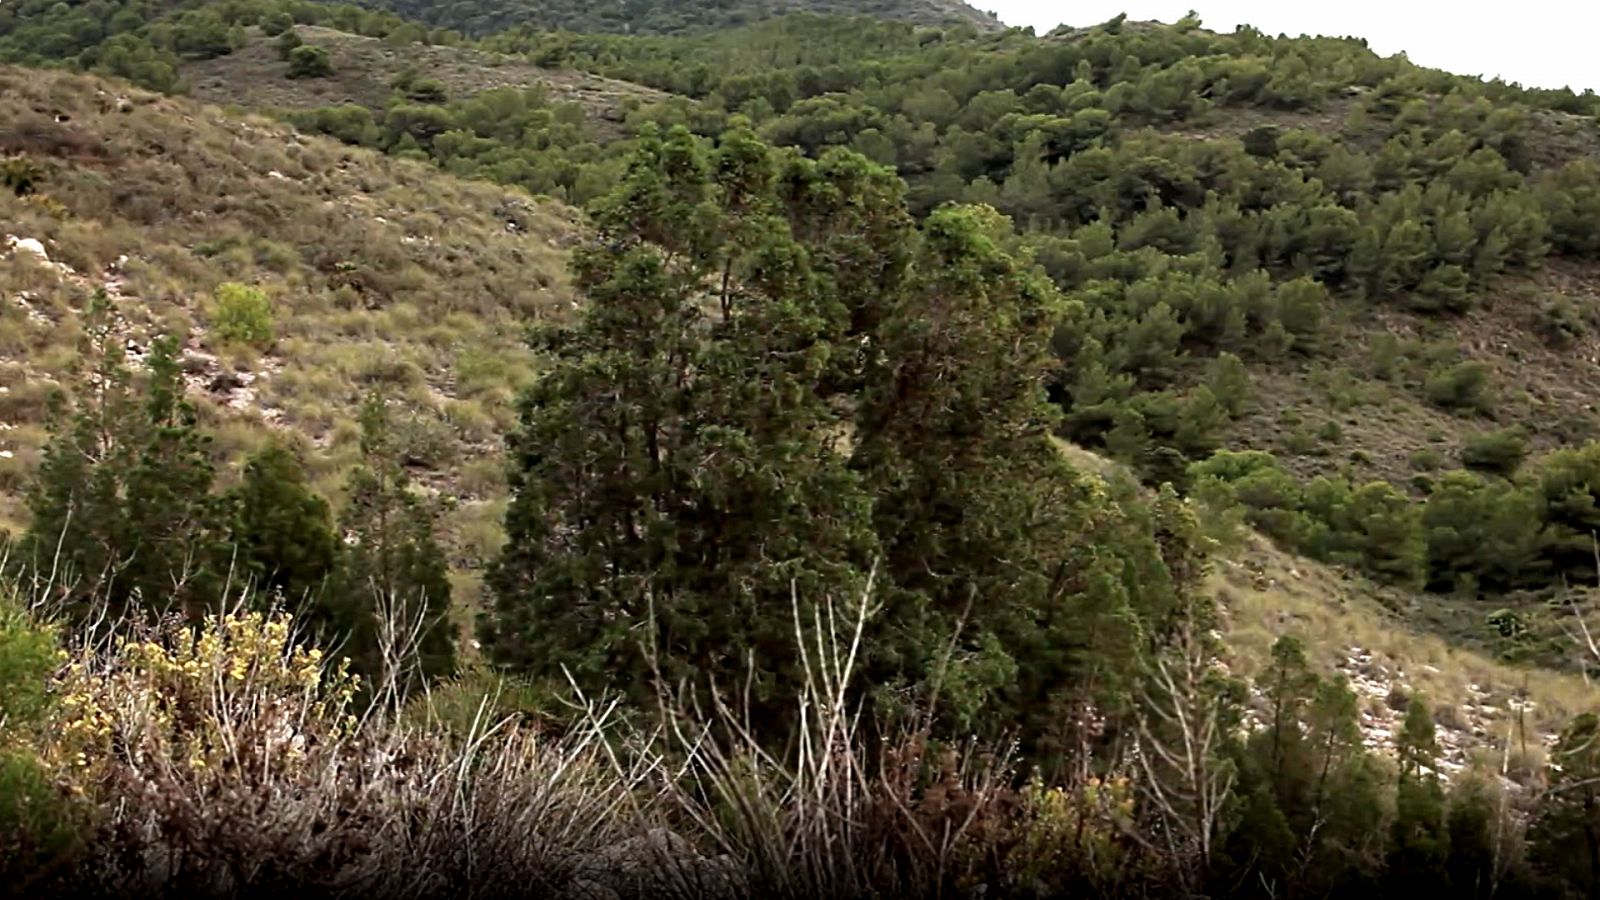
[
  {"left": 1397, "top": 695, "right": 1442, "bottom": 781},
  {"left": 1388, "top": 695, "right": 1451, "bottom": 896},
  {"left": 1258, "top": 635, "right": 1319, "bottom": 804}
]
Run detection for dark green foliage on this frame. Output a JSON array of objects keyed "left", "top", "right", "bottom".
[
  {"left": 1529, "top": 712, "right": 1600, "bottom": 897},
  {"left": 0, "top": 602, "right": 85, "bottom": 892},
  {"left": 1187, "top": 451, "right": 1424, "bottom": 587},
  {"left": 287, "top": 83, "right": 612, "bottom": 205},
  {"left": 1536, "top": 295, "right": 1589, "bottom": 349},
  {"left": 1444, "top": 775, "right": 1501, "bottom": 900},
  {"left": 1425, "top": 360, "right": 1493, "bottom": 414},
  {"left": 1421, "top": 470, "right": 1544, "bottom": 593},
  {"left": 1215, "top": 638, "right": 1389, "bottom": 898},
  {"left": 286, "top": 43, "right": 332, "bottom": 78},
  {"left": 0, "top": 748, "right": 86, "bottom": 895},
  {"left": 1461, "top": 426, "right": 1530, "bottom": 476},
  {"left": 483, "top": 126, "right": 1193, "bottom": 756},
  {"left": 260, "top": 10, "right": 294, "bottom": 36},
  {"left": 1192, "top": 437, "right": 1600, "bottom": 596},
  {"left": 1538, "top": 160, "right": 1600, "bottom": 259},
  {"left": 15, "top": 301, "right": 229, "bottom": 622},
  {"left": 0, "top": 601, "right": 56, "bottom": 732},
  {"left": 482, "top": 126, "right": 884, "bottom": 735},
  {"left": 225, "top": 442, "right": 341, "bottom": 611},
  {"left": 331, "top": 394, "right": 456, "bottom": 698},
  {"left": 275, "top": 27, "right": 303, "bottom": 60},
  {"left": 1526, "top": 442, "right": 1600, "bottom": 583}
]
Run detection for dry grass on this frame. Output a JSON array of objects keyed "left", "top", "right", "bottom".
[
  {"left": 1213, "top": 532, "right": 1593, "bottom": 748},
  {"left": 179, "top": 25, "right": 673, "bottom": 139},
  {"left": 4, "top": 569, "right": 1131, "bottom": 900},
  {"left": 0, "top": 66, "right": 582, "bottom": 581}
]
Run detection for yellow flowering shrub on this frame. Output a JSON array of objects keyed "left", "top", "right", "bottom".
[
  {"left": 1001, "top": 772, "right": 1139, "bottom": 890},
  {"left": 40, "top": 610, "right": 361, "bottom": 789}
]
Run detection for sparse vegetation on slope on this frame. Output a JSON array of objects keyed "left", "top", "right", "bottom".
[
  {"left": 181, "top": 25, "right": 672, "bottom": 139},
  {"left": 0, "top": 67, "right": 578, "bottom": 583}
]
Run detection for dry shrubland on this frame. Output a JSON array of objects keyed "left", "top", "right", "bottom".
[{"left": 2, "top": 579, "right": 1159, "bottom": 900}]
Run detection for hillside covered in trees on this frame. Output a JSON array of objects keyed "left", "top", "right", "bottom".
[
  {"left": 5, "top": 3, "right": 1600, "bottom": 898},
  {"left": 354, "top": 0, "right": 1007, "bottom": 38}
]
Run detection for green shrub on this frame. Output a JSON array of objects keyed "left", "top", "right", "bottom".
[
  {"left": 259, "top": 11, "right": 294, "bottom": 37},
  {"left": 211, "top": 282, "right": 274, "bottom": 349},
  {"left": 1424, "top": 361, "right": 1492, "bottom": 413},
  {"left": 1535, "top": 296, "right": 1587, "bottom": 348},
  {"left": 287, "top": 45, "right": 334, "bottom": 79},
  {"left": 404, "top": 79, "right": 449, "bottom": 104},
  {"left": 0, "top": 748, "right": 86, "bottom": 889},
  {"left": 274, "top": 27, "right": 302, "bottom": 60},
  {"left": 0, "top": 598, "right": 58, "bottom": 728},
  {"left": 1422, "top": 471, "right": 1544, "bottom": 591},
  {"left": 1409, "top": 448, "right": 1444, "bottom": 471},
  {"left": 1461, "top": 427, "right": 1530, "bottom": 476},
  {"left": 0, "top": 600, "right": 84, "bottom": 886}
]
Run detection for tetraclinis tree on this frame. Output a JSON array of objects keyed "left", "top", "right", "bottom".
[
  {"left": 330, "top": 393, "right": 456, "bottom": 703},
  {"left": 848, "top": 202, "right": 1190, "bottom": 756},
  {"left": 484, "top": 125, "right": 1207, "bottom": 758},
  {"left": 224, "top": 440, "right": 341, "bottom": 613},
  {"left": 481, "top": 124, "right": 881, "bottom": 738},
  {"left": 15, "top": 295, "right": 227, "bottom": 623}
]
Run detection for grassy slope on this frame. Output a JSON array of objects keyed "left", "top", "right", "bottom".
[
  {"left": 180, "top": 26, "right": 673, "bottom": 139},
  {"left": 1062, "top": 437, "right": 1586, "bottom": 782},
  {"left": 0, "top": 67, "right": 582, "bottom": 630}
]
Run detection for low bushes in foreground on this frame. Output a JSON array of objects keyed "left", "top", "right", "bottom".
[
  {"left": 2, "top": 577, "right": 1598, "bottom": 900},
  {"left": 0, "top": 586, "right": 1150, "bottom": 900}
]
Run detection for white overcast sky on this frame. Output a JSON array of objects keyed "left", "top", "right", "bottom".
[{"left": 978, "top": 2, "right": 1599, "bottom": 93}]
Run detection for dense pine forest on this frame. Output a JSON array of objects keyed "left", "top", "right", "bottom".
[{"left": 4, "top": 1, "right": 1600, "bottom": 897}]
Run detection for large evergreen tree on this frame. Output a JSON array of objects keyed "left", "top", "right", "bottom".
[
  {"left": 484, "top": 126, "right": 1200, "bottom": 756},
  {"left": 482, "top": 125, "right": 881, "bottom": 734}
]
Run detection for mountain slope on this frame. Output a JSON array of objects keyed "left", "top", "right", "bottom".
[
  {"left": 181, "top": 25, "right": 672, "bottom": 139},
  {"left": 0, "top": 67, "right": 580, "bottom": 575},
  {"left": 354, "top": 0, "right": 1006, "bottom": 37},
  {"left": 4, "top": 7, "right": 1600, "bottom": 771},
  {"left": 1058, "top": 438, "right": 1583, "bottom": 784}
]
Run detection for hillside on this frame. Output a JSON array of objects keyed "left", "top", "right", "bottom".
[
  {"left": 7, "top": 4, "right": 1600, "bottom": 682},
  {"left": 354, "top": 0, "right": 1006, "bottom": 37},
  {"left": 0, "top": 66, "right": 580, "bottom": 595},
  {"left": 181, "top": 25, "right": 672, "bottom": 138},
  {"left": 12, "top": 9, "right": 1600, "bottom": 895}
]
